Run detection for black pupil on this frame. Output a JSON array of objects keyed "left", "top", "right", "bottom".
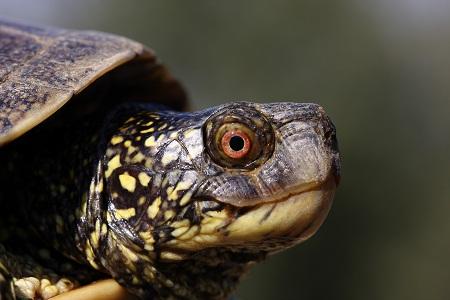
[{"left": 229, "top": 135, "right": 245, "bottom": 151}]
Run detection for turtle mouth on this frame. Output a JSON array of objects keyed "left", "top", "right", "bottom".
[
  {"left": 182, "top": 175, "right": 337, "bottom": 250},
  {"left": 223, "top": 175, "right": 337, "bottom": 242},
  {"left": 241, "top": 174, "right": 338, "bottom": 208}
]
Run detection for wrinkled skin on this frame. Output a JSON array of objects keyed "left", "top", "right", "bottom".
[{"left": 0, "top": 102, "right": 339, "bottom": 299}]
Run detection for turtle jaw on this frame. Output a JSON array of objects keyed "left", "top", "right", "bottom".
[
  {"left": 161, "top": 175, "right": 336, "bottom": 254},
  {"left": 224, "top": 175, "right": 336, "bottom": 249}
]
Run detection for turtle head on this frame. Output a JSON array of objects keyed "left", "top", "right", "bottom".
[
  {"left": 98, "top": 102, "right": 339, "bottom": 298},
  {"left": 192, "top": 102, "right": 339, "bottom": 249}
]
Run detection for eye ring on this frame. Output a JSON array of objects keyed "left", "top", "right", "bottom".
[
  {"left": 203, "top": 104, "right": 275, "bottom": 170},
  {"left": 221, "top": 130, "right": 251, "bottom": 159}
]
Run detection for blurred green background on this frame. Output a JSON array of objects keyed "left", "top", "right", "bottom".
[{"left": 1, "top": 1, "right": 450, "bottom": 299}]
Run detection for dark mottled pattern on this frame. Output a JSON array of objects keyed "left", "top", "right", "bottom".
[
  {"left": 0, "top": 18, "right": 144, "bottom": 144},
  {"left": 0, "top": 81, "right": 52, "bottom": 129},
  {"left": 0, "top": 31, "right": 41, "bottom": 79}
]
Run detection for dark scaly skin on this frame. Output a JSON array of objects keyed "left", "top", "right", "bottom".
[{"left": 0, "top": 102, "right": 339, "bottom": 299}]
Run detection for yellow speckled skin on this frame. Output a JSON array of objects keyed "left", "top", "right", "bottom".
[{"left": 0, "top": 19, "right": 340, "bottom": 300}]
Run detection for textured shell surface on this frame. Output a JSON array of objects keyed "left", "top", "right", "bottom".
[{"left": 0, "top": 18, "right": 146, "bottom": 146}]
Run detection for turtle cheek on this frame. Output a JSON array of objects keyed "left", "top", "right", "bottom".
[{"left": 263, "top": 122, "right": 333, "bottom": 189}]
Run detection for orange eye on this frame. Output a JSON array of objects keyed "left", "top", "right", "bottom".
[
  {"left": 204, "top": 106, "right": 275, "bottom": 169},
  {"left": 221, "top": 130, "right": 251, "bottom": 159}
]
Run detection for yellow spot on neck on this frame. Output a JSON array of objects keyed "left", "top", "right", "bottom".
[
  {"left": 179, "top": 190, "right": 193, "bottom": 206},
  {"left": 170, "top": 222, "right": 190, "bottom": 238},
  {"left": 144, "top": 267, "right": 156, "bottom": 280},
  {"left": 147, "top": 197, "right": 161, "bottom": 219},
  {"left": 131, "top": 152, "right": 146, "bottom": 163},
  {"left": 144, "top": 136, "right": 156, "bottom": 147},
  {"left": 119, "top": 172, "right": 137, "bottom": 192},
  {"left": 138, "top": 172, "right": 151, "bottom": 187},
  {"left": 106, "top": 212, "right": 112, "bottom": 223},
  {"left": 164, "top": 210, "right": 175, "bottom": 221},
  {"left": 124, "top": 140, "right": 132, "bottom": 148},
  {"left": 119, "top": 244, "right": 139, "bottom": 265},
  {"left": 95, "top": 181, "right": 103, "bottom": 193},
  {"left": 157, "top": 134, "right": 166, "bottom": 142},
  {"left": 85, "top": 244, "right": 99, "bottom": 270},
  {"left": 144, "top": 158, "right": 153, "bottom": 168},
  {"left": 141, "top": 127, "right": 155, "bottom": 133},
  {"left": 101, "top": 224, "right": 108, "bottom": 235},
  {"left": 177, "top": 225, "right": 199, "bottom": 241},
  {"left": 105, "top": 155, "right": 121, "bottom": 178},
  {"left": 132, "top": 277, "right": 140, "bottom": 285},
  {"left": 115, "top": 207, "right": 136, "bottom": 220},
  {"left": 166, "top": 186, "right": 174, "bottom": 197},
  {"left": 111, "top": 136, "right": 124, "bottom": 145},
  {"left": 139, "top": 231, "right": 156, "bottom": 252},
  {"left": 160, "top": 251, "right": 185, "bottom": 261},
  {"left": 171, "top": 219, "right": 190, "bottom": 229},
  {"left": 91, "top": 231, "right": 100, "bottom": 248},
  {"left": 138, "top": 196, "right": 146, "bottom": 206},
  {"left": 139, "top": 231, "right": 153, "bottom": 242},
  {"left": 139, "top": 231, "right": 155, "bottom": 253},
  {"left": 169, "top": 181, "right": 193, "bottom": 201}
]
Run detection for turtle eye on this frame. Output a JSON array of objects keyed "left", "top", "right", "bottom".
[
  {"left": 209, "top": 122, "right": 262, "bottom": 168},
  {"left": 203, "top": 105, "right": 275, "bottom": 170},
  {"left": 221, "top": 129, "right": 251, "bottom": 159}
]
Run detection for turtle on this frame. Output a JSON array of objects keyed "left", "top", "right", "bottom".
[{"left": 0, "top": 18, "right": 340, "bottom": 300}]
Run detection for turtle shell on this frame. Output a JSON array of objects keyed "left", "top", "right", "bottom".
[{"left": 0, "top": 18, "right": 188, "bottom": 146}]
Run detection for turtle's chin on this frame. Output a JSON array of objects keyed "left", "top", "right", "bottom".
[{"left": 223, "top": 176, "right": 336, "bottom": 251}]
